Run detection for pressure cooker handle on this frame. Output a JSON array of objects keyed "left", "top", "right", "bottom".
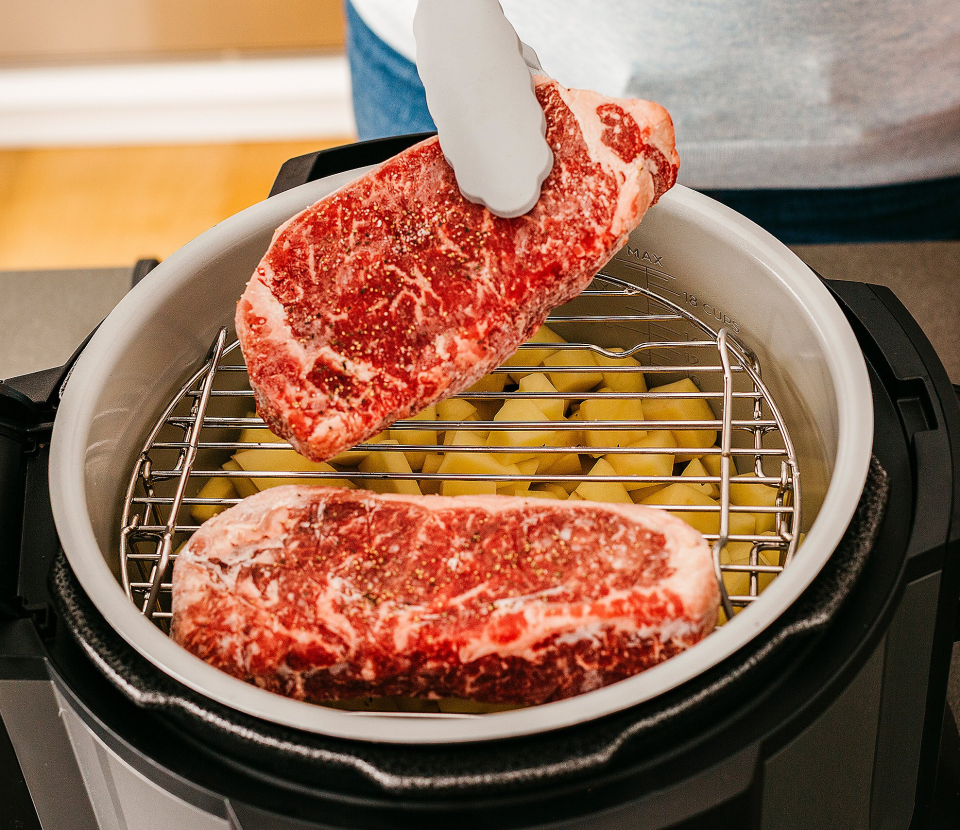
[{"left": 269, "top": 132, "right": 437, "bottom": 197}]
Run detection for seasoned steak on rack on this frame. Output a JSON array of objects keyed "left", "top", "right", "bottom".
[
  {"left": 170, "top": 487, "right": 718, "bottom": 705},
  {"left": 236, "top": 78, "right": 679, "bottom": 462}
]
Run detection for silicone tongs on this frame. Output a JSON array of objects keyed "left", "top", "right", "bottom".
[{"left": 414, "top": 0, "right": 554, "bottom": 218}]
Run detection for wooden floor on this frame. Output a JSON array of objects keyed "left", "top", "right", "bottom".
[{"left": 0, "top": 139, "right": 351, "bottom": 270}]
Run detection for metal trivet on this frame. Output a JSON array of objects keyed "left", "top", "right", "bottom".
[{"left": 120, "top": 273, "right": 800, "bottom": 628}]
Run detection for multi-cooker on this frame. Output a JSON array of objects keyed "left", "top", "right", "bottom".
[{"left": 1, "top": 134, "right": 958, "bottom": 829}]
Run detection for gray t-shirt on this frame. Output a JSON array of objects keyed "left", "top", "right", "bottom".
[{"left": 350, "top": 0, "right": 960, "bottom": 189}]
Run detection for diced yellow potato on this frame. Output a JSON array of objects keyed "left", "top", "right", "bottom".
[
  {"left": 530, "top": 484, "right": 569, "bottom": 499},
  {"left": 473, "top": 400, "right": 501, "bottom": 422},
  {"left": 329, "top": 431, "right": 388, "bottom": 466},
  {"left": 233, "top": 449, "right": 355, "bottom": 490},
  {"left": 542, "top": 349, "right": 604, "bottom": 393},
  {"left": 465, "top": 373, "right": 507, "bottom": 394},
  {"left": 389, "top": 405, "right": 437, "bottom": 471},
  {"left": 729, "top": 473, "right": 781, "bottom": 532},
  {"left": 221, "top": 459, "right": 258, "bottom": 499},
  {"left": 503, "top": 325, "right": 567, "bottom": 379},
  {"left": 486, "top": 399, "right": 558, "bottom": 464},
  {"left": 642, "top": 378, "right": 718, "bottom": 461},
  {"left": 437, "top": 452, "right": 520, "bottom": 479},
  {"left": 191, "top": 476, "right": 237, "bottom": 523},
  {"left": 639, "top": 483, "right": 755, "bottom": 536},
  {"left": 572, "top": 458, "right": 634, "bottom": 504},
  {"left": 701, "top": 452, "right": 723, "bottom": 478},
  {"left": 536, "top": 451, "right": 583, "bottom": 476},
  {"left": 419, "top": 453, "right": 444, "bottom": 495},
  {"left": 754, "top": 511, "right": 777, "bottom": 534},
  {"left": 730, "top": 474, "right": 779, "bottom": 507},
  {"left": 515, "top": 458, "right": 540, "bottom": 475},
  {"left": 579, "top": 392, "right": 647, "bottom": 449},
  {"left": 437, "top": 399, "right": 479, "bottom": 423},
  {"left": 358, "top": 442, "right": 422, "bottom": 496},
  {"left": 603, "top": 432, "right": 676, "bottom": 489},
  {"left": 517, "top": 373, "right": 565, "bottom": 420},
  {"left": 441, "top": 480, "right": 498, "bottom": 497},
  {"left": 524, "top": 489, "right": 563, "bottom": 499},
  {"left": 720, "top": 541, "right": 781, "bottom": 596},
  {"left": 444, "top": 429, "right": 488, "bottom": 447},
  {"left": 681, "top": 458, "right": 720, "bottom": 498},
  {"left": 497, "top": 458, "right": 538, "bottom": 496},
  {"left": 631, "top": 484, "right": 666, "bottom": 503},
  {"left": 593, "top": 349, "right": 647, "bottom": 393},
  {"left": 497, "top": 483, "right": 532, "bottom": 497},
  {"left": 567, "top": 492, "right": 585, "bottom": 501}
]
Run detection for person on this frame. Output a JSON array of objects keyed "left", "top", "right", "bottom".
[{"left": 344, "top": 0, "right": 960, "bottom": 244}]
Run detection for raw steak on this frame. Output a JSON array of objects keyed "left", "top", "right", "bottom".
[
  {"left": 236, "top": 77, "right": 679, "bottom": 462},
  {"left": 171, "top": 487, "right": 718, "bottom": 705}
]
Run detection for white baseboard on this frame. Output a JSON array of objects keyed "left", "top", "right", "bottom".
[{"left": 0, "top": 55, "right": 355, "bottom": 147}]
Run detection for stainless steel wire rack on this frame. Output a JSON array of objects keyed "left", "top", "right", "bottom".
[{"left": 120, "top": 272, "right": 800, "bottom": 629}]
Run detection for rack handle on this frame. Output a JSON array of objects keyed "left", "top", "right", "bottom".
[{"left": 269, "top": 132, "right": 436, "bottom": 197}]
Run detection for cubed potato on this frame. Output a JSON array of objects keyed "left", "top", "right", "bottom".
[
  {"left": 358, "top": 442, "right": 422, "bottom": 496},
  {"left": 420, "top": 479, "right": 442, "bottom": 495},
  {"left": 486, "top": 399, "right": 558, "bottom": 464},
  {"left": 593, "top": 349, "right": 647, "bottom": 393},
  {"left": 437, "top": 452, "right": 520, "bottom": 479},
  {"left": 642, "top": 378, "right": 718, "bottom": 461},
  {"left": 631, "top": 483, "right": 666, "bottom": 503},
  {"left": 730, "top": 474, "right": 779, "bottom": 507},
  {"left": 497, "top": 482, "right": 532, "bottom": 497},
  {"left": 639, "top": 483, "right": 755, "bottom": 536},
  {"left": 572, "top": 458, "right": 634, "bottom": 504},
  {"left": 473, "top": 400, "right": 501, "bottom": 422},
  {"left": 603, "top": 432, "right": 676, "bottom": 489},
  {"left": 700, "top": 452, "right": 723, "bottom": 478},
  {"left": 330, "top": 431, "right": 388, "bottom": 466},
  {"left": 542, "top": 349, "right": 604, "bottom": 393},
  {"left": 441, "top": 480, "right": 498, "bottom": 497},
  {"left": 444, "top": 429, "right": 488, "bottom": 447},
  {"left": 465, "top": 373, "right": 507, "bottom": 394},
  {"left": 515, "top": 458, "right": 540, "bottom": 475},
  {"left": 720, "top": 541, "right": 781, "bottom": 596},
  {"left": 221, "top": 459, "right": 258, "bottom": 498},
  {"left": 536, "top": 451, "right": 583, "bottom": 476},
  {"left": 503, "top": 324, "right": 567, "bottom": 379},
  {"left": 419, "top": 454, "right": 444, "bottom": 495},
  {"left": 531, "top": 483, "right": 570, "bottom": 499},
  {"left": 537, "top": 452, "right": 584, "bottom": 492},
  {"left": 191, "top": 476, "right": 237, "bottom": 523},
  {"left": 497, "top": 458, "right": 538, "bottom": 496},
  {"left": 232, "top": 449, "right": 355, "bottom": 490},
  {"left": 524, "top": 489, "right": 563, "bottom": 499},
  {"left": 754, "top": 511, "right": 777, "bottom": 534},
  {"left": 567, "top": 492, "right": 585, "bottom": 501},
  {"left": 389, "top": 405, "right": 437, "bottom": 470},
  {"left": 681, "top": 458, "right": 720, "bottom": 498},
  {"left": 437, "top": 399, "right": 479, "bottom": 423},
  {"left": 517, "top": 373, "right": 565, "bottom": 420},
  {"left": 579, "top": 392, "right": 647, "bottom": 449}
]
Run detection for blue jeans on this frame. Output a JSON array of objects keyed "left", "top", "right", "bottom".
[{"left": 345, "top": 1, "right": 960, "bottom": 244}]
